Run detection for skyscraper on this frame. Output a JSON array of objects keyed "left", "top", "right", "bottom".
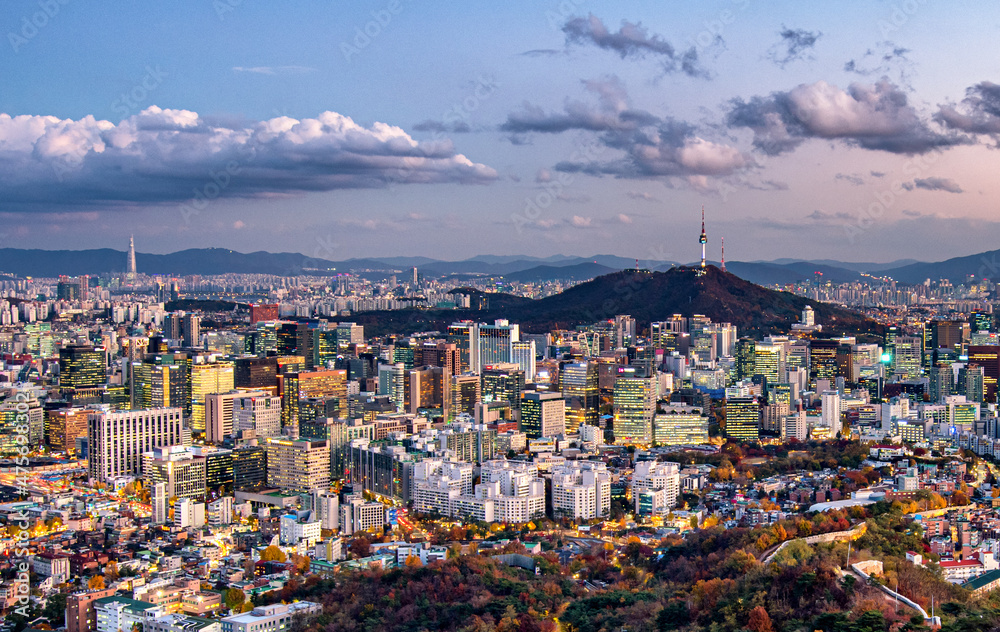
[
  {"left": 126, "top": 235, "right": 137, "bottom": 282},
  {"left": 560, "top": 361, "right": 599, "bottom": 433},
  {"left": 59, "top": 345, "right": 107, "bottom": 390},
  {"left": 612, "top": 367, "right": 656, "bottom": 445},
  {"left": 520, "top": 391, "right": 565, "bottom": 439},
  {"left": 734, "top": 338, "right": 756, "bottom": 381},
  {"left": 88, "top": 407, "right": 188, "bottom": 483},
  {"left": 725, "top": 397, "right": 759, "bottom": 442}
]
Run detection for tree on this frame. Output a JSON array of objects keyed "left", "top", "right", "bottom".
[
  {"left": 41, "top": 592, "right": 68, "bottom": 626},
  {"left": 952, "top": 490, "right": 969, "bottom": 506},
  {"left": 404, "top": 554, "right": 423, "bottom": 568},
  {"left": 88, "top": 575, "right": 105, "bottom": 590},
  {"left": 260, "top": 545, "right": 287, "bottom": 563},
  {"left": 290, "top": 554, "right": 310, "bottom": 575},
  {"left": 746, "top": 606, "right": 773, "bottom": 632},
  {"left": 224, "top": 588, "right": 246, "bottom": 612}
]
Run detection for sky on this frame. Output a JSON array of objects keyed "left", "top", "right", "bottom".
[{"left": 3, "top": 0, "right": 1000, "bottom": 264}]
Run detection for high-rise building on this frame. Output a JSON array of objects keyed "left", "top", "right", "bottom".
[
  {"left": 234, "top": 356, "right": 278, "bottom": 394},
  {"left": 142, "top": 446, "right": 207, "bottom": 500},
  {"left": 249, "top": 303, "right": 280, "bottom": 324},
  {"left": 959, "top": 365, "right": 986, "bottom": 403},
  {"left": 809, "top": 340, "right": 840, "bottom": 386},
  {"left": 734, "top": 338, "right": 756, "bottom": 381},
  {"left": 47, "top": 407, "right": 89, "bottom": 455},
  {"left": 891, "top": 336, "right": 923, "bottom": 380},
  {"left": 820, "top": 390, "right": 842, "bottom": 436},
  {"left": 754, "top": 342, "right": 785, "bottom": 385},
  {"left": 653, "top": 412, "right": 710, "bottom": 445},
  {"left": 968, "top": 346, "right": 1000, "bottom": 402},
  {"left": 59, "top": 345, "right": 107, "bottom": 390},
  {"left": 450, "top": 374, "right": 481, "bottom": 420},
  {"left": 265, "top": 438, "right": 331, "bottom": 492},
  {"left": 929, "top": 364, "right": 955, "bottom": 403},
  {"left": 632, "top": 461, "right": 680, "bottom": 515},
  {"left": 189, "top": 361, "right": 234, "bottom": 434},
  {"left": 234, "top": 394, "right": 281, "bottom": 438},
  {"left": 182, "top": 314, "right": 200, "bottom": 348},
  {"left": 481, "top": 364, "right": 525, "bottom": 411},
  {"left": 126, "top": 235, "right": 137, "bottom": 281},
  {"left": 560, "top": 361, "right": 599, "bottom": 433},
  {"left": 520, "top": 391, "right": 565, "bottom": 439},
  {"left": 152, "top": 482, "right": 168, "bottom": 524},
  {"left": 378, "top": 363, "right": 406, "bottom": 412},
  {"left": 612, "top": 367, "right": 656, "bottom": 445},
  {"left": 233, "top": 445, "right": 267, "bottom": 490},
  {"left": 471, "top": 320, "right": 519, "bottom": 373},
  {"left": 725, "top": 397, "right": 759, "bottom": 442},
  {"left": 88, "top": 408, "right": 188, "bottom": 483}
]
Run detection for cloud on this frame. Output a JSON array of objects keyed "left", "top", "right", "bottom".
[
  {"left": 232, "top": 65, "right": 317, "bottom": 75},
  {"left": 520, "top": 49, "right": 563, "bottom": 57},
  {"left": 935, "top": 81, "right": 1000, "bottom": 136},
  {"left": 626, "top": 190, "right": 659, "bottom": 202},
  {"left": 835, "top": 173, "right": 865, "bottom": 186},
  {"left": 557, "top": 193, "right": 591, "bottom": 203},
  {"left": 570, "top": 215, "right": 593, "bottom": 228},
  {"left": 412, "top": 119, "right": 472, "bottom": 133},
  {"left": 535, "top": 168, "right": 552, "bottom": 183},
  {"left": 0, "top": 106, "right": 497, "bottom": 211},
  {"left": 501, "top": 76, "right": 658, "bottom": 134},
  {"left": 844, "top": 42, "right": 912, "bottom": 86},
  {"left": 870, "top": 170, "right": 886, "bottom": 178},
  {"left": 233, "top": 220, "right": 245, "bottom": 229},
  {"left": 807, "top": 209, "right": 852, "bottom": 221},
  {"left": 562, "top": 14, "right": 708, "bottom": 78},
  {"left": 912, "top": 177, "right": 963, "bottom": 193},
  {"left": 727, "top": 79, "right": 969, "bottom": 155},
  {"left": 901, "top": 209, "right": 924, "bottom": 217},
  {"left": 767, "top": 27, "right": 821, "bottom": 68},
  {"left": 617, "top": 213, "right": 633, "bottom": 224}
]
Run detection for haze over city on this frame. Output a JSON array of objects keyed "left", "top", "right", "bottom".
[{"left": 5, "top": 1, "right": 1000, "bottom": 261}]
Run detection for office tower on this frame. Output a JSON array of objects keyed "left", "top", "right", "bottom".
[
  {"left": 234, "top": 356, "right": 278, "bottom": 394},
  {"left": 234, "top": 393, "right": 281, "bottom": 438},
  {"left": 447, "top": 322, "right": 475, "bottom": 372},
  {"left": 450, "top": 374, "right": 481, "bottom": 420},
  {"left": 931, "top": 320, "right": 969, "bottom": 353},
  {"left": 206, "top": 389, "right": 263, "bottom": 443},
  {"left": 560, "top": 361, "right": 599, "bottom": 432},
  {"left": 734, "top": 338, "right": 756, "bottom": 380},
  {"left": 182, "top": 314, "right": 200, "bottom": 347},
  {"left": 754, "top": 342, "right": 785, "bottom": 384},
  {"left": 392, "top": 342, "right": 415, "bottom": 370},
  {"left": 142, "top": 446, "right": 207, "bottom": 500},
  {"left": 407, "top": 366, "right": 447, "bottom": 415},
  {"left": 787, "top": 342, "right": 810, "bottom": 372},
  {"left": 192, "top": 446, "right": 234, "bottom": 493},
  {"left": 313, "top": 490, "right": 339, "bottom": 530},
  {"left": 809, "top": 340, "right": 840, "bottom": 386},
  {"left": 471, "top": 320, "right": 519, "bottom": 373},
  {"left": 281, "top": 369, "right": 349, "bottom": 431},
  {"left": 782, "top": 411, "right": 808, "bottom": 441},
  {"left": 1, "top": 395, "right": 43, "bottom": 452},
  {"left": 929, "top": 364, "right": 955, "bottom": 403},
  {"left": 46, "top": 408, "right": 89, "bottom": 455},
  {"left": 87, "top": 407, "right": 187, "bottom": 483},
  {"left": 725, "top": 397, "right": 760, "bottom": 442},
  {"left": 335, "top": 322, "right": 364, "bottom": 348},
  {"left": 312, "top": 327, "right": 338, "bottom": 368},
  {"left": 891, "top": 336, "right": 923, "bottom": 380},
  {"left": 378, "top": 363, "right": 406, "bottom": 412},
  {"left": 614, "top": 315, "right": 637, "bottom": 348},
  {"left": 233, "top": 445, "right": 267, "bottom": 490},
  {"left": 130, "top": 353, "right": 191, "bottom": 415},
  {"left": 189, "top": 360, "right": 234, "bottom": 434},
  {"left": 612, "top": 367, "right": 656, "bottom": 445},
  {"left": 968, "top": 346, "right": 1000, "bottom": 402},
  {"left": 481, "top": 363, "right": 525, "bottom": 410},
  {"left": 821, "top": 390, "right": 842, "bottom": 436},
  {"left": 520, "top": 392, "right": 565, "bottom": 439},
  {"left": 511, "top": 340, "right": 537, "bottom": 381},
  {"left": 971, "top": 311, "right": 994, "bottom": 333},
  {"left": 59, "top": 345, "right": 107, "bottom": 389},
  {"left": 414, "top": 341, "right": 461, "bottom": 375},
  {"left": 274, "top": 321, "right": 314, "bottom": 368},
  {"left": 653, "top": 412, "right": 709, "bottom": 445},
  {"left": 959, "top": 365, "right": 986, "bottom": 404},
  {"left": 152, "top": 482, "right": 168, "bottom": 524},
  {"left": 266, "top": 438, "right": 331, "bottom": 493}
]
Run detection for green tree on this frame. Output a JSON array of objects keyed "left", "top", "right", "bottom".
[{"left": 225, "top": 588, "right": 246, "bottom": 612}]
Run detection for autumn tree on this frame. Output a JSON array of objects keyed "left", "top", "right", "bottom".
[
  {"left": 747, "top": 606, "right": 773, "bottom": 632},
  {"left": 88, "top": 574, "right": 105, "bottom": 590},
  {"left": 260, "top": 545, "right": 287, "bottom": 563},
  {"left": 404, "top": 554, "right": 423, "bottom": 568},
  {"left": 224, "top": 588, "right": 246, "bottom": 612}
]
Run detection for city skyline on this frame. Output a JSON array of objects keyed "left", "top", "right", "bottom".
[{"left": 5, "top": 1, "right": 1000, "bottom": 263}]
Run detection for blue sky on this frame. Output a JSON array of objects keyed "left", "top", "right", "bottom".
[{"left": 4, "top": 0, "right": 1000, "bottom": 263}]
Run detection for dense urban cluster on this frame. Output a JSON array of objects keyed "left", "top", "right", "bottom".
[{"left": 5, "top": 250, "right": 1000, "bottom": 632}]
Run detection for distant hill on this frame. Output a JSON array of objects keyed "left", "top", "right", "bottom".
[
  {"left": 341, "top": 266, "right": 880, "bottom": 337},
  {"left": 503, "top": 262, "right": 617, "bottom": 282},
  {"left": 879, "top": 249, "right": 1000, "bottom": 284}
]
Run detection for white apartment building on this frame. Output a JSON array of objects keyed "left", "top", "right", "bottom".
[
  {"left": 339, "top": 498, "right": 385, "bottom": 535},
  {"left": 279, "top": 514, "right": 322, "bottom": 547},
  {"left": 550, "top": 461, "right": 612, "bottom": 520},
  {"left": 632, "top": 460, "right": 680, "bottom": 515}
]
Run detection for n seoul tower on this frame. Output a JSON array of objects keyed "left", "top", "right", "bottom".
[{"left": 699, "top": 207, "right": 707, "bottom": 269}]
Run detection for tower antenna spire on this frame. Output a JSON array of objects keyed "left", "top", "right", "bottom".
[
  {"left": 721, "top": 236, "right": 726, "bottom": 272},
  {"left": 698, "top": 206, "right": 708, "bottom": 270}
]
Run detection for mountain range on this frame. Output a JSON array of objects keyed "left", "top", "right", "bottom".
[{"left": 0, "top": 246, "right": 994, "bottom": 286}]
